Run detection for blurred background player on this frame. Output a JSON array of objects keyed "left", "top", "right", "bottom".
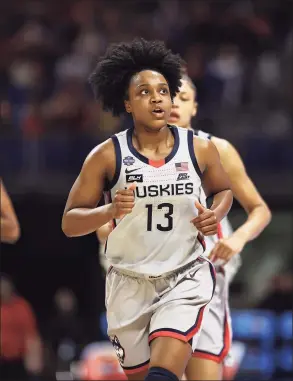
[
  {"left": 0, "top": 179, "right": 20, "bottom": 243},
  {"left": 97, "top": 72, "right": 271, "bottom": 380},
  {"left": 62, "top": 37, "right": 233, "bottom": 381},
  {"left": 169, "top": 73, "right": 271, "bottom": 380}
]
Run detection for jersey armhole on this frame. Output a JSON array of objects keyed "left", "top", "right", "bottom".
[
  {"left": 104, "top": 135, "right": 121, "bottom": 191},
  {"left": 187, "top": 129, "right": 203, "bottom": 179}
]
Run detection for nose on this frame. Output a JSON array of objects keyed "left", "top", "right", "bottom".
[{"left": 151, "top": 93, "right": 162, "bottom": 104}]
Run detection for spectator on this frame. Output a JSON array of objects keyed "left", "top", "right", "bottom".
[
  {"left": 0, "top": 179, "right": 20, "bottom": 243},
  {"left": 0, "top": 274, "right": 43, "bottom": 380},
  {"left": 45, "top": 288, "right": 86, "bottom": 374},
  {"left": 258, "top": 271, "right": 293, "bottom": 312}
]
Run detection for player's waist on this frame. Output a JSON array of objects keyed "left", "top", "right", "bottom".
[{"left": 110, "top": 256, "right": 206, "bottom": 280}]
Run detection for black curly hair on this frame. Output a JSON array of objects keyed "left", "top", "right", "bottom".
[{"left": 89, "top": 37, "right": 183, "bottom": 116}]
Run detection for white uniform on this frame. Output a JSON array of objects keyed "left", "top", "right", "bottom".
[
  {"left": 104, "top": 126, "right": 216, "bottom": 374},
  {"left": 192, "top": 129, "right": 242, "bottom": 364}
]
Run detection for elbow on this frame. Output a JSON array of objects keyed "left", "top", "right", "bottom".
[
  {"left": 8, "top": 225, "right": 21, "bottom": 243},
  {"left": 264, "top": 204, "right": 272, "bottom": 225},
  {"left": 13, "top": 225, "right": 21, "bottom": 242},
  {"left": 61, "top": 215, "right": 73, "bottom": 237}
]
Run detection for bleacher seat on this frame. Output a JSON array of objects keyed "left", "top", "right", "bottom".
[
  {"left": 100, "top": 311, "right": 108, "bottom": 338},
  {"left": 276, "top": 345, "right": 293, "bottom": 372},
  {"left": 0, "top": 136, "right": 23, "bottom": 175},
  {"left": 231, "top": 310, "right": 276, "bottom": 347},
  {"left": 279, "top": 311, "right": 292, "bottom": 340},
  {"left": 240, "top": 348, "right": 275, "bottom": 379}
]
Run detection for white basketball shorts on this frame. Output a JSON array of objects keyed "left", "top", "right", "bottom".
[{"left": 106, "top": 256, "right": 216, "bottom": 375}]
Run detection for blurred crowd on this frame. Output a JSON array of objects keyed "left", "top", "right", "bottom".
[
  {"left": 0, "top": 1, "right": 292, "bottom": 379},
  {"left": 0, "top": 0, "right": 292, "bottom": 178},
  {"left": 1, "top": 275, "right": 89, "bottom": 379}
]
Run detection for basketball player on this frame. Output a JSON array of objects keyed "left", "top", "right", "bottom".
[
  {"left": 169, "top": 74, "right": 271, "bottom": 380},
  {"left": 0, "top": 179, "right": 20, "bottom": 243},
  {"left": 62, "top": 38, "right": 234, "bottom": 381},
  {"left": 97, "top": 73, "right": 272, "bottom": 380}
]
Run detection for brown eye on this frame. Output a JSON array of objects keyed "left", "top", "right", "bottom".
[
  {"left": 160, "top": 88, "right": 168, "bottom": 94},
  {"left": 141, "top": 89, "right": 149, "bottom": 95}
]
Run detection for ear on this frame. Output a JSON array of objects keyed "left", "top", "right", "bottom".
[
  {"left": 192, "top": 102, "right": 198, "bottom": 117},
  {"left": 124, "top": 100, "right": 132, "bottom": 114}
]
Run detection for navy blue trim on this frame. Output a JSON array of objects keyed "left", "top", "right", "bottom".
[
  {"left": 122, "top": 359, "right": 150, "bottom": 370},
  {"left": 104, "top": 239, "right": 108, "bottom": 254},
  {"left": 148, "top": 258, "right": 216, "bottom": 344},
  {"left": 104, "top": 135, "right": 121, "bottom": 191},
  {"left": 193, "top": 308, "right": 229, "bottom": 357},
  {"left": 208, "top": 261, "right": 216, "bottom": 297},
  {"left": 126, "top": 125, "right": 179, "bottom": 165},
  {"left": 105, "top": 191, "right": 117, "bottom": 228},
  {"left": 149, "top": 304, "right": 206, "bottom": 343},
  {"left": 197, "top": 233, "right": 206, "bottom": 252},
  {"left": 102, "top": 190, "right": 116, "bottom": 258},
  {"left": 188, "top": 129, "right": 203, "bottom": 179}
]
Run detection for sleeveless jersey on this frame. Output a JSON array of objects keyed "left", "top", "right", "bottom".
[
  {"left": 194, "top": 129, "right": 242, "bottom": 281},
  {"left": 103, "top": 126, "right": 205, "bottom": 276}
]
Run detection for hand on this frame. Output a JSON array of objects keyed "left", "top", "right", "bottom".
[
  {"left": 208, "top": 234, "right": 245, "bottom": 264},
  {"left": 110, "top": 183, "right": 136, "bottom": 219},
  {"left": 191, "top": 200, "right": 218, "bottom": 236}
]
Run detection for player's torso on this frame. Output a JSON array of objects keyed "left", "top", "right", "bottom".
[{"left": 104, "top": 126, "right": 205, "bottom": 276}]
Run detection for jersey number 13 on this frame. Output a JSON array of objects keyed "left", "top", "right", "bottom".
[{"left": 146, "top": 203, "right": 174, "bottom": 232}]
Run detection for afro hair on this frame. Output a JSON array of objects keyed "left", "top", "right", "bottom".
[{"left": 89, "top": 37, "right": 183, "bottom": 116}]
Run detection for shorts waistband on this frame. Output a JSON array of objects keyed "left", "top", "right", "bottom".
[{"left": 111, "top": 258, "right": 204, "bottom": 280}]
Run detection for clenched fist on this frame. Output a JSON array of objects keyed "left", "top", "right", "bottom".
[
  {"left": 209, "top": 234, "right": 245, "bottom": 264},
  {"left": 110, "top": 183, "right": 136, "bottom": 219},
  {"left": 191, "top": 200, "right": 218, "bottom": 236}
]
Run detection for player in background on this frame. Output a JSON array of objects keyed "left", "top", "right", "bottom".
[
  {"left": 170, "top": 74, "right": 271, "bottom": 380},
  {"left": 97, "top": 73, "right": 271, "bottom": 380},
  {"left": 0, "top": 179, "right": 20, "bottom": 243},
  {"left": 62, "top": 38, "right": 233, "bottom": 381}
]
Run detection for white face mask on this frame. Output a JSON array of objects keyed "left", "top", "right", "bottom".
[{"left": 10, "top": 61, "right": 38, "bottom": 88}]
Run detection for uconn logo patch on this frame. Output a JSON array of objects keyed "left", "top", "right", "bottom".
[{"left": 110, "top": 335, "right": 125, "bottom": 364}]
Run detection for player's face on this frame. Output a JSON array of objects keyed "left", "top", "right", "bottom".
[
  {"left": 168, "top": 79, "right": 197, "bottom": 129},
  {"left": 125, "top": 70, "right": 172, "bottom": 131}
]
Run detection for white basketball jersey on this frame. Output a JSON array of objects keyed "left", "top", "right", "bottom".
[
  {"left": 194, "top": 129, "right": 242, "bottom": 281},
  {"left": 103, "top": 126, "right": 205, "bottom": 276}
]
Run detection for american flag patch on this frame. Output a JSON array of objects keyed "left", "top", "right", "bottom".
[{"left": 175, "top": 162, "right": 189, "bottom": 171}]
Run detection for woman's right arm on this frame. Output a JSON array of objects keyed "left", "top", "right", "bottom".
[{"left": 62, "top": 141, "right": 114, "bottom": 237}]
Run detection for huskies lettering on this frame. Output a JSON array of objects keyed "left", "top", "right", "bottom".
[
  {"left": 126, "top": 174, "right": 143, "bottom": 183},
  {"left": 136, "top": 183, "right": 193, "bottom": 198}
]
